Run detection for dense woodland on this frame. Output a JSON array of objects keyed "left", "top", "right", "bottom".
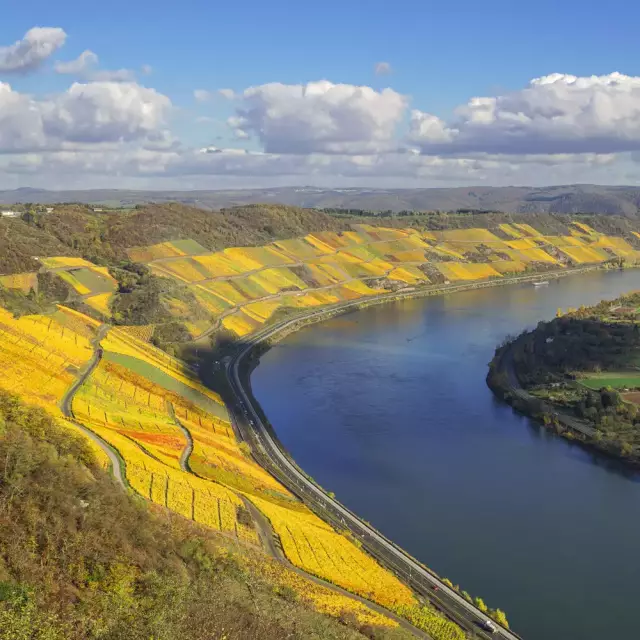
[{"left": 5, "top": 203, "right": 350, "bottom": 270}]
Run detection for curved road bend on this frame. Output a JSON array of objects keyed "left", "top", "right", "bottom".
[{"left": 227, "top": 303, "right": 524, "bottom": 640}]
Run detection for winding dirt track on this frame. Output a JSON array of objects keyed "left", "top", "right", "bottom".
[
  {"left": 167, "top": 401, "right": 195, "bottom": 471},
  {"left": 59, "top": 324, "right": 126, "bottom": 488}
]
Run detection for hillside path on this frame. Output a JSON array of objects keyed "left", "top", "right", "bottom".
[
  {"left": 59, "top": 324, "right": 126, "bottom": 488},
  {"left": 167, "top": 401, "right": 194, "bottom": 472}
]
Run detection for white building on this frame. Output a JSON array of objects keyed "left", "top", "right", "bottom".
[{"left": 0, "top": 210, "right": 20, "bottom": 218}]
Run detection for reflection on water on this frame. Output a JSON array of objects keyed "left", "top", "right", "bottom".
[{"left": 254, "top": 270, "right": 640, "bottom": 640}]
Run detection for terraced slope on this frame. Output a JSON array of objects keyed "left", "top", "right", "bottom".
[
  {"left": 0, "top": 300, "right": 467, "bottom": 638},
  {"left": 123, "top": 221, "right": 640, "bottom": 340}
]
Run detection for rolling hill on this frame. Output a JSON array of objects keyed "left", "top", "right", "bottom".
[{"left": 4, "top": 184, "right": 640, "bottom": 215}]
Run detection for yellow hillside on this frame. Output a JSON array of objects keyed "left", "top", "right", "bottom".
[
  {"left": 118, "top": 223, "right": 640, "bottom": 339},
  {"left": 0, "top": 300, "right": 433, "bottom": 632}
]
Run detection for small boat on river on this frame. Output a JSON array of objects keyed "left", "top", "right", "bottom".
[{"left": 532, "top": 280, "right": 549, "bottom": 287}]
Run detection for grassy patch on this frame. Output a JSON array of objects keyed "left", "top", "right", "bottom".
[
  {"left": 581, "top": 371, "right": 640, "bottom": 389},
  {"left": 170, "top": 239, "right": 207, "bottom": 255},
  {"left": 69, "top": 267, "right": 116, "bottom": 294},
  {"left": 103, "top": 350, "right": 228, "bottom": 419}
]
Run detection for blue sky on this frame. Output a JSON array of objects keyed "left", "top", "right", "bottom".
[
  {"left": 7, "top": 0, "right": 637, "bottom": 108},
  {"left": 0, "top": 0, "right": 639, "bottom": 189}
]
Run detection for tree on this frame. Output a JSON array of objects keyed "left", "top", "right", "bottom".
[
  {"left": 620, "top": 442, "right": 634, "bottom": 457},
  {"left": 600, "top": 388, "right": 620, "bottom": 410},
  {"left": 490, "top": 608, "right": 509, "bottom": 629},
  {"left": 474, "top": 597, "right": 488, "bottom": 613}
]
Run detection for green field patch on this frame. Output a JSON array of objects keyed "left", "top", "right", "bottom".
[
  {"left": 191, "top": 286, "right": 233, "bottom": 315},
  {"left": 169, "top": 239, "right": 208, "bottom": 255},
  {"left": 581, "top": 371, "right": 640, "bottom": 390},
  {"left": 70, "top": 268, "right": 117, "bottom": 294},
  {"left": 340, "top": 245, "right": 381, "bottom": 261},
  {"left": 233, "top": 276, "right": 270, "bottom": 299},
  {"left": 183, "top": 257, "right": 214, "bottom": 280},
  {"left": 103, "top": 351, "right": 228, "bottom": 419},
  {"left": 57, "top": 270, "right": 91, "bottom": 294}
]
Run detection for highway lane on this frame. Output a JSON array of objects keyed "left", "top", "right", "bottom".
[{"left": 226, "top": 305, "right": 523, "bottom": 640}]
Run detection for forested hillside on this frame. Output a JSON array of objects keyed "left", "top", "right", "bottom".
[
  {"left": 488, "top": 292, "right": 640, "bottom": 466},
  {"left": 14, "top": 203, "right": 349, "bottom": 266},
  {"left": 0, "top": 392, "right": 414, "bottom": 640}
]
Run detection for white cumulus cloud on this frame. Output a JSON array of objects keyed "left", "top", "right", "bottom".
[
  {"left": 0, "top": 81, "right": 172, "bottom": 151},
  {"left": 409, "top": 72, "right": 640, "bottom": 156},
  {"left": 3, "top": 68, "right": 640, "bottom": 189},
  {"left": 54, "top": 50, "right": 98, "bottom": 75},
  {"left": 46, "top": 82, "right": 171, "bottom": 143},
  {"left": 55, "top": 50, "right": 137, "bottom": 82},
  {"left": 0, "top": 83, "right": 47, "bottom": 149},
  {"left": 0, "top": 27, "right": 67, "bottom": 73},
  {"left": 230, "top": 80, "right": 407, "bottom": 154}
]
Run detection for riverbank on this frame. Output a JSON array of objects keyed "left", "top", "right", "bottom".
[
  {"left": 249, "top": 267, "right": 640, "bottom": 640},
  {"left": 227, "top": 304, "right": 521, "bottom": 640},
  {"left": 234, "top": 262, "right": 622, "bottom": 358},
  {"left": 487, "top": 336, "right": 597, "bottom": 442},
  {"left": 487, "top": 291, "right": 640, "bottom": 468},
  {"left": 220, "top": 265, "right": 629, "bottom": 640},
  {"left": 235, "top": 263, "right": 623, "bottom": 461}
]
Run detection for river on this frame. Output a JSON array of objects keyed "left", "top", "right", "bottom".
[{"left": 252, "top": 269, "right": 640, "bottom": 640}]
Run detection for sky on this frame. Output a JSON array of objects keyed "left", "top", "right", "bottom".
[{"left": 1, "top": 0, "right": 640, "bottom": 190}]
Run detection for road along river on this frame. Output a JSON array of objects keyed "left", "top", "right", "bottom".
[{"left": 252, "top": 269, "right": 640, "bottom": 640}]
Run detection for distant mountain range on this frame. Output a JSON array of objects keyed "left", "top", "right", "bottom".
[{"left": 3, "top": 184, "right": 640, "bottom": 216}]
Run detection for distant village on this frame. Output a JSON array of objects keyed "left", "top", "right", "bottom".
[{"left": 0, "top": 204, "right": 108, "bottom": 218}]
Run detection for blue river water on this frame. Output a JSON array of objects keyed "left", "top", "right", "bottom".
[{"left": 252, "top": 269, "right": 640, "bottom": 640}]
